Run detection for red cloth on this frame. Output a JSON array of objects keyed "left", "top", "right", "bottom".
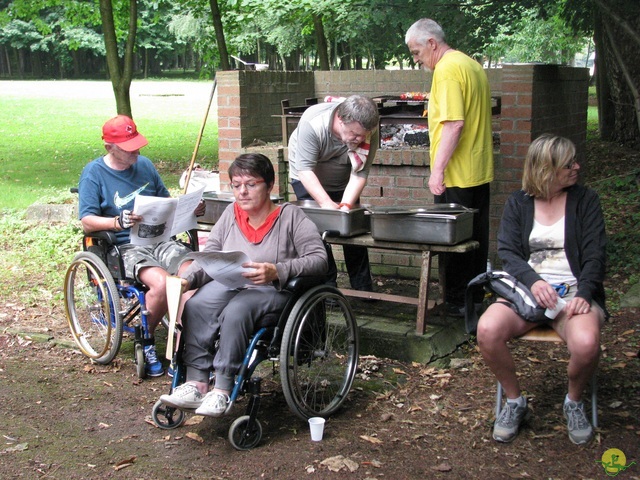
[{"left": 234, "top": 203, "right": 282, "bottom": 243}]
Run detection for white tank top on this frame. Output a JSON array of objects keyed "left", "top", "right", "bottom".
[{"left": 527, "top": 217, "right": 577, "bottom": 287}]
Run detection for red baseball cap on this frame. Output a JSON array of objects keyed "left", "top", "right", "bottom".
[{"left": 102, "top": 115, "right": 148, "bottom": 152}]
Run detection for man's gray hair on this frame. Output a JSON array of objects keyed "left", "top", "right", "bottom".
[
  {"left": 335, "top": 95, "right": 379, "bottom": 131},
  {"left": 405, "top": 18, "right": 446, "bottom": 46}
]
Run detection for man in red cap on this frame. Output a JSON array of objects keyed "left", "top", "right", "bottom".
[{"left": 78, "top": 115, "right": 203, "bottom": 377}]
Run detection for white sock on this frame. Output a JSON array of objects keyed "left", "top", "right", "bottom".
[
  {"left": 565, "top": 394, "right": 579, "bottom": 405},
  {"left": 506, "top": 395, "right": 526, "bottom": 408}
]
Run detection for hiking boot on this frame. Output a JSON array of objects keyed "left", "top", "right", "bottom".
[
  {"left": 493, "top": 401, "right": 529, "bottom": 443},
  {"left": 195, "top": 391, "right": 230, "bottom": 417},
  {"left": 159, "top": 383, "right": 204, "bottom": 410},
  {"left": 563, "top": 400, "right": 594, "bottom": 445},
  {"left": 144, "top": 345, "right": 164, "bottom": 377}
]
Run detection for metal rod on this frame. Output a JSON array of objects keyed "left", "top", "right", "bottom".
[{"left": 183, "top": 76, "right": 217, "bottom": 194}]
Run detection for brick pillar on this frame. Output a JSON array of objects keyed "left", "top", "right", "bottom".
[
  {"left": 217, "top": 71, "right": 244, "bottom": 187},
  {"left": 494, "top": 64, "right": 589, "bottom": 266}
]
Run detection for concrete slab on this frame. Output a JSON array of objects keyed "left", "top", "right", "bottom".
[{"left": 354, "top": 306, "right": 468, "bottom": 365}]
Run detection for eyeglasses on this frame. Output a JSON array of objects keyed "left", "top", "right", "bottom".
[
  {"left": 562, "top": 158, "right": 578, "bottom": 169},
  {"left": 230, "top": 179, "right": 265, "bottom": 191}
]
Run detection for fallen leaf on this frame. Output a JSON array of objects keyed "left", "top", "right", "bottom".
[
  {"left": 621, "top": 329, "right": 635, "bottom": 336},
  {"left": 623, "top": 352, "right": 637, "bottom": 357},
  {"left": 609, "top": 400, "right": 623, "bottom": 409},
  {"left": 431, "top": 463, "right": 452, "bottom": 472},
  {"left": 184, "top": 416, "right": 205, "bottom": 426},
  {"left": 343, "top": 458, "right": 359, "bottom": 472},
  {"left": 98, "top": 423, "right": 110, "bottom": 429},
  {"left": 527, "top": 357, "right": 542, "bottom": 363},
  {"left": 408, "top": 405, "right": 423, "bottom": 412},
  {"left": 1, "top": 443, "right": 28, "bottom": 453},
  {"left": 186, "top": 432, "right": 204, "bottom": 443},
  {"left": 393, "top": 368, "right": 408, "bottom": 375},
  {"left": 321, "top": 455, "right": 346, "bottom": 472},
  {"left": 380, "top": 413, "right": 393, "bottom": 422},
  {"left": 114, "top": 456, "right": 136, "bottom": 471},
  {"left": 610, "top": 362, "right": 627, "bottom": 369},
  {"left": 360, "top": 435, "right": 383, "bottom": 444}
]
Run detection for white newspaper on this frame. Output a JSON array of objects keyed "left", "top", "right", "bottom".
[
  {"left": 185, "top": 250, "right": 256, "bottom": 289},
  {"left": 129, "top": 187, "right": 204, "bottom": 246}
]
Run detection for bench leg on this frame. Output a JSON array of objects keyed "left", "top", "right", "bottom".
[{"left": 416, "top": 251, "right": 432, "bottom": 335}]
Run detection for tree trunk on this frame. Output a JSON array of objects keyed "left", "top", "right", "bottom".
[
  {"left": 312, "top": 14, "right": 330, "bottom": 71},
  {"left": 208, "top": 0, "right": 230, "bottom": 70},
  {"left": 594, "top": 0, "right": 640, "bottom": 147},
  {"left": 99, "top": 0, "right": 137, "bottom": 117}
]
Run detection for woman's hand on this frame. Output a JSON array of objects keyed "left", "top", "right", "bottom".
[
  {"left": 564, "top": 296, "right": 591, "bottom": 319},
  {"left": 530, "top": 279, "right": 559, "bottom": 309},
  {"left": 242, "top": 262, "right": 278, "bottom": 285}
]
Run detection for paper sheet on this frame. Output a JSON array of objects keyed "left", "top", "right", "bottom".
[
  {"left": 130, "top": 187, "right": 204, "bottom": 245},
  {"left": 185, "top": 251, "right": 256, "bottom": 289}
]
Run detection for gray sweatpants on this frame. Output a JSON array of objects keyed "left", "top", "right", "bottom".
[{"left": 181, "top": 281, "right": 290, "bottom": 391}]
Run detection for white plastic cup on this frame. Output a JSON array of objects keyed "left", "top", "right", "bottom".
[
  {"left": 308, "top": 417, "right": 325, "bottom": 441},
  {"left": 545, "top": 296, "right": 567, "bottom": 320}
]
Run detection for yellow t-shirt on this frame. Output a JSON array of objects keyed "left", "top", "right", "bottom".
[{"left": 428, "top": 51, "right": 494, "bottom": 188}]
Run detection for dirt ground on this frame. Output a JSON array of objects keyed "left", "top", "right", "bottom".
[{"left": 1, "top": 286, "right": 638, "bottom": 480}]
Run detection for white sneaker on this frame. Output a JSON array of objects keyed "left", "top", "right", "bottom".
[
  {"left": 195, "top": 391, "right": 230, "bottom": 417},
  {"left": 159, "top": 383, "right": 204, "bottom": 410}
]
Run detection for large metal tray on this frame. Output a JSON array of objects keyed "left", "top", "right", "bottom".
[
  {"left": 369, "top": 204, "right": 474, "bottom": 245},
  {"left": 291, "top": 200, "right": 370, "bottom": 237},
  {"left": 201, "top": 192, "right": 282, "bottom": 225}
]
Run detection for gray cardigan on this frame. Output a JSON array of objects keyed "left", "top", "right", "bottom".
[
  {"left": 497, "top": 184, "right": 607, "bottom": 313},
  {"left": 183, "top": 202, "right": 328, "bottom": 291}
]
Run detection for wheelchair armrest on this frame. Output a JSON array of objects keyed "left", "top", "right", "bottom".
[
  {"left": 283, "top": 276, "right": 327, "bottom": 295},
  {"left": 84, "top": 230, "right": 118, "bottom": 246}
]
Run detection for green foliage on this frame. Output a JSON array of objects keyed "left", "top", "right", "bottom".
[
  {"left": 598, "top": 172, "right": 640, "bottom": 307},
  {"left": 486, "top": 7, "right": 587, "bottom": 64},
  {"left": 0, "top": 211, "right": 82, "bottom": 305}
]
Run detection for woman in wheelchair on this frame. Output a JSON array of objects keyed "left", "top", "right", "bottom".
[{"left": 159, "top": 153, "right": 329, "bottom": 417}]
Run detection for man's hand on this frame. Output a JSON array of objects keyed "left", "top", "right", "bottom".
[
  {"left": 118, "top": 209, "right": 135, "bottom": 229},
  {"left": 194, "top": 199, "right": 206, "bottom": 217},
  {"left": 428, "top": 171, "right": 446, "bottom": 195}
]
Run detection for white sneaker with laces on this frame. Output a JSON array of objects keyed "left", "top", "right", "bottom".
[
  {"left": 159, "top": 383, "right": 204, "bottom": 410},
  {"left": 195, "top": 391, "right": 230, "bottom": 417}
]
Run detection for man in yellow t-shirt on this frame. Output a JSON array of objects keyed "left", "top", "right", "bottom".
[{"left": 406, "top": 18, "right": 494, "bottom": 315}]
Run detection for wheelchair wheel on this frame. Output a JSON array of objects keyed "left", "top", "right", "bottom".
[
  {"left": 64, "top": 251, "right": 123, "bottom": 364},
  {"left": 228, "top": 415, "right": 263, "bottom": 450},
  {"left": 151, "top": 400, "right": 185, "bottom": 429},
  {"left": 279, "top": 285, "right": 358, "bottom": 421},
  {"left": 135, "top": 343, "right": 146, "bottom": 379}
]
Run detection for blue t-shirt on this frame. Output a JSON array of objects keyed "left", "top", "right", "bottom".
[{"left": 78, "top": 155, "right": 170, "bottom": 244}]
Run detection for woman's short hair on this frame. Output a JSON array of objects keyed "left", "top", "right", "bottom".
[
  {"left": 229, "top": 153, "right": 275, "bottom": 187},
  {"left": 405, "top": 18, "right": 446, "bottom": 46},
  {"left": 335, "top": 95, "right": 379, "bottom": 131},
  {"left": 522, "top": 134, "right": 576, "bottom": 198}
]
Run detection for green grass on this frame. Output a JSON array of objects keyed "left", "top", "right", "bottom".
[{"left": 0, "top": 81, "right": 218, "bottom": 210}]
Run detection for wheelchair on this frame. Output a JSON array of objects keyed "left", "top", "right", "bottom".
[
  {"left": 151, "top": 275, "right": 359, "bottom": 450},
  {"left": 63, "top": 226, "right": 197, "bottom": 378}
]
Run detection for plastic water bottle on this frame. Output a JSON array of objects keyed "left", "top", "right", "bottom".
[{"left": 486, "top": 259, "right": 492, "bottom": 273}]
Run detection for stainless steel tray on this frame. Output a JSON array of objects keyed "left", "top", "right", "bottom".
[
  {"left": 201, "top": 192, "right": 282, "bottom": 225},
  {"left": 291, "top": 200, "right": 370, "bottom": 237},
  {"left": 369, "top": 203, "right": 474, "bottom": 245}
]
